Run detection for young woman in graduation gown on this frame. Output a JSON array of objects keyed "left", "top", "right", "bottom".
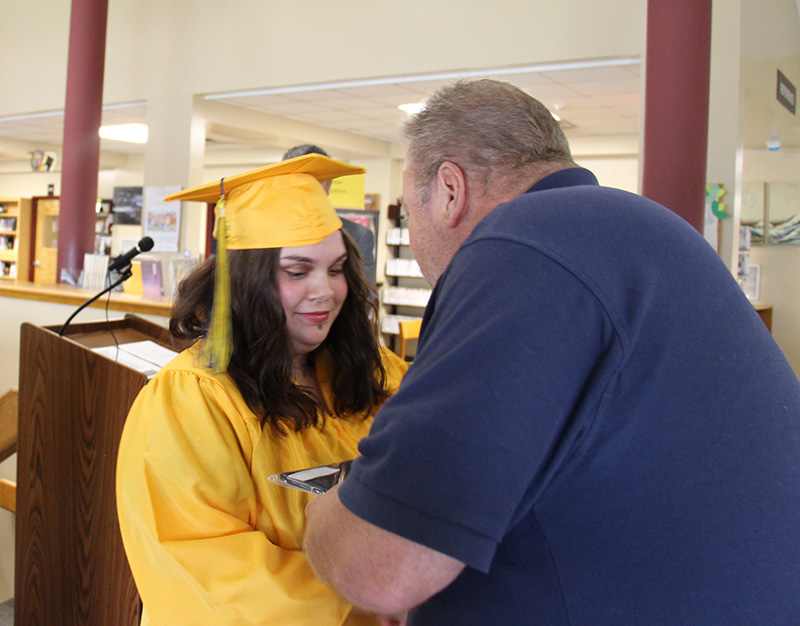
[{"left": 116, "top": 155, "right": 407, "bottom": 626}]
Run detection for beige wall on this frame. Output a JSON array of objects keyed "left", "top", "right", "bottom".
[
  {"left": 0, "top": 454, "right": 14, "bottom": 601},
  {"left": 1, "top": 1, "right": 647, "bottom": 118},
  {"left": 744, "top": 148, "right": 800, "bottom": 378}
]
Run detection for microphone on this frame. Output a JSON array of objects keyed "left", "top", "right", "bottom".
[
  {"left": 108, "top": 236, "right": 154, "bottom": 272},
  {"left": 58, "top": 237, "right": 155, "bottom": 337}
]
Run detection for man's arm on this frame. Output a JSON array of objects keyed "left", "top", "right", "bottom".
[{"left": 304, "top": 484, "right": 465, "bottom": 616}]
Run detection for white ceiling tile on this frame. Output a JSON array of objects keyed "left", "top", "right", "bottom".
[
  {"left": 542, "top": 65, "right": 640, "bottom": 84},
  {"left": 0, "top": 60, "right": 660, "bottom": 160},
  {"left": 568, "top": 79, "right": 640, "bottom": 97},
  {"left": 304, "top": 110, "right": 368, "bottom": 125},
  {"left": 339, "top": 84, "right": 420, "bottom": 99}
]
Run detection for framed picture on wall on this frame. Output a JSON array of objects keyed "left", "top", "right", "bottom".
[
  {"left": 144, "top": 186, "right": 182, "bottom": 252},
  {"left": 336, "top": 208, "right": 379, "bottom": 263},
  {"left": 112, "top": 186, "right": 143, "bottom": 225}
]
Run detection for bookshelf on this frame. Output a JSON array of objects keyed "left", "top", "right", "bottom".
[
  {"left": 0, "top": 198, "right": 32, "bottom": 281},
  {"left": 381, "top": 203, "right": 429, "bottom": 355}
]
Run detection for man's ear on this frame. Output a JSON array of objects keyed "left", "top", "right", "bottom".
[{"left": 436, "top": 161, "right": 468, "bottom": 228}]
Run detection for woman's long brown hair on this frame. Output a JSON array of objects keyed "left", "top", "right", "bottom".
[{"left": 170, "top": 232, "right": 388, "bottom": 435}]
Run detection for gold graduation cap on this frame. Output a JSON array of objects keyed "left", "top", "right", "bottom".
[
  {"left": 165, "top": 153, "right": 365, "bottom": 249},
  {"left": 166, "top": 153, "right": 366, "bottom": 372}
]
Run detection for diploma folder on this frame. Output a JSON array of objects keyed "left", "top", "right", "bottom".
[{"left": 268, "top": 459, "right": 353, "bottom": 495}]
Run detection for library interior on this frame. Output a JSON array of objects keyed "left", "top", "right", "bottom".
[{"left": 0, "top": 0, "right": 799, "bottom": 623}]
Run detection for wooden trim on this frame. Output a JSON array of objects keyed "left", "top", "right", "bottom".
[
  {"left": 0, "top": 388, "right": 17, "bottom": 465},
  {"left": 0, "top": 280, "right": 172, "bottom": 317},
  {"left": 754, "top": 304, "right": 773, "bottom": 333},
  {"left": 0, "top": 478, "right": 15, "bottom": 513}
]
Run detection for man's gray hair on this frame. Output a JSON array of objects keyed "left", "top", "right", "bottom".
[{"left": 401, "top": 79, "right": 573, "bottom": 199}]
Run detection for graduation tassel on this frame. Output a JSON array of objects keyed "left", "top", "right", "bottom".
[{"left": 204, "top": 181, "right": 232, "bottom": 373}]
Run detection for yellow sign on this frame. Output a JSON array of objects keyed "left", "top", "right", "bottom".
[{"left": 328, "top": 174, "right": 366, "bottom": 209}]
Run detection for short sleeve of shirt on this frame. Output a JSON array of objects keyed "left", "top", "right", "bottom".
[{"left": 339, "top": 235, "right": 618, "bottom": 573}]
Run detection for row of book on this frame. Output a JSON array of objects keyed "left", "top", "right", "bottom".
[
  {"left": 0, "top": 217, "right": 17, "bottom": 232},
  {"left": 383, "top": 286, "right": 432, "bottom": 308},
  {"left": 81, "top": 252, "right": 199, "bottom": 299},
  {"left": 386, "top": 227, "right": 411, "bottom": 246},
  {"left": 0, "top": 235, "right": 17, "bottom": 251},
  {"left": 81, "top": 253, "right": 110, "bottom": 290},
  {"left": 0, "top": 261, "right": 17, "bottom": 278}
]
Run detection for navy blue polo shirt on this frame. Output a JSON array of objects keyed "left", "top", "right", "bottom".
[{"left": 340, "top": 168, "right": 800, "bottom": 625}]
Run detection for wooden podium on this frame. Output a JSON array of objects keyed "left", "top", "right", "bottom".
[{"left": 15, "top": 315, "right": 173, "bottom": 626}]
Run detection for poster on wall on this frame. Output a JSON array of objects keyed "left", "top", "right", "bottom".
[{"left": 144, "top": 186, "right": 182, "bottom": 252}]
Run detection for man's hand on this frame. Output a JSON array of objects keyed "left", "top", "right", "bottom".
[{"left": 304, "top": 485, "right": 464, "bottom": 617}]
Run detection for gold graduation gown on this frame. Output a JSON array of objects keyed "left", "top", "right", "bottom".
[{"left": 116, "top": 342, "right": 407, "bottom": 626}]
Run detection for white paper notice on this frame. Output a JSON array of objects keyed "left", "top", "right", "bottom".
[{"left": 93, "top": 340, "right": 178, "bottom": 379}]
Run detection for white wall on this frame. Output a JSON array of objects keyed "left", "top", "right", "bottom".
[
  {"left": 749, "top": 245, "right": 800, "bottom": 376},
  {"left": 0, "top": 172, "right": 62, "bottom": 198},
  {"left": 743, "top": 147, "right": 800, "bottom": 378},
  {"left": 575, "top": 156, "right": 639, "bottom": 194},
  {"left": 0, "top": 170, "right": 146, "bottom": 202}
]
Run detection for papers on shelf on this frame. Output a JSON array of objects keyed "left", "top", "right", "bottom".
[
  {"left": 385, "top": 257, "right": 423, "bottom": 278},
  {"left": 92, "top": 340, "right": 178, "bottom": 379},
  {"left": 81, "top": 253, "right": 110, "bottom": 290},
  {"left": 383, "top": 286, "right": 431, "bottom": 308},
  {"left": 386, "top": 227, "right": 410, "bottom": 246}
]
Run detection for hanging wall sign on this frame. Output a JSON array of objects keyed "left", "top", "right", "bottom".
[
  {"left": 777, "top": 70, "right": 796, "bottom": 115},
  {"left": 328, "top": 174, "right": 366, "bottom": 209}
]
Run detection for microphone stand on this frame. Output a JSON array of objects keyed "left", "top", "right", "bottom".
[{"left": 57, "top": 265, "right": 133, "bottom": 337}]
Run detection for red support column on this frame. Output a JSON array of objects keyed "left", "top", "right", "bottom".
[
  {"left": 57, "top": 0, "right": 109, "bottom": 284},
  {"left": 641, "top": 0, "right": 713, "bottom": 233}
]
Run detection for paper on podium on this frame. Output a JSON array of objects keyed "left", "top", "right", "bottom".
[{"left": 92, "top": 340, "right": 178, "bottom": 379}]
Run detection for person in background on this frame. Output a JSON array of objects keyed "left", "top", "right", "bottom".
[
  {"left": 283, "top": 144, "right": 377, "bottom": 285},
  {"left": 116, "top": 154, "right": 407, "bottom": 626},
  {"left": 303, "top": 80, "right": 800, "bottom": 625}
]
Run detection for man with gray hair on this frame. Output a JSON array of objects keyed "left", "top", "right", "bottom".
[{"left": 304, "top": 79, "right": 800, "bottom": 625}]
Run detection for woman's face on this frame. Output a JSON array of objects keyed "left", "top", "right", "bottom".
[{"left": 278, "top": 230, "right": 348, "bottom": 356}]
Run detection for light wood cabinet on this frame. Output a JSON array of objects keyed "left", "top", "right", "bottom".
[
  {"left": 0, "top": 197, "right": 32, "bottom": 281},
  {"left": 32, "top": 196, "right": 60, "bottom": 284}
]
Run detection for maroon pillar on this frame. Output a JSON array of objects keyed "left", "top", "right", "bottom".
[
  {"left": 57, "top": 0, "right": 109, "bottom": 284},
  {"left": 641, "top": 0, "right": 712, "bottom": 233}
]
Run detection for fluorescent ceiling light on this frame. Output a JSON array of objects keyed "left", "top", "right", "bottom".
[
  {"left": 398, "top": 103, "right": 425, "bottom": 115},
  {"left": 99, "top": 123, "right": 148, "bottom": 144}
]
